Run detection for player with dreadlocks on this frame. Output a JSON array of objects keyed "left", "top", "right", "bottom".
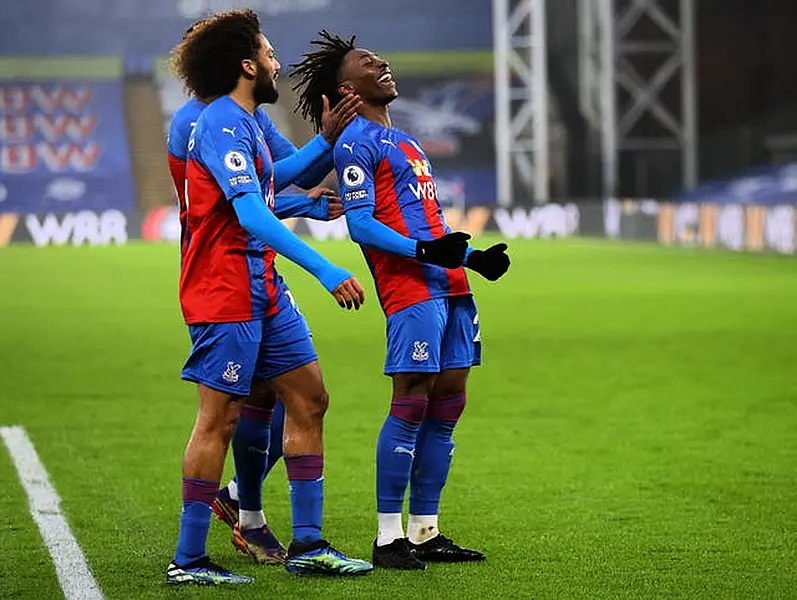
[{"left": 290, "top": 31, "right": 510, "bottom": 570}]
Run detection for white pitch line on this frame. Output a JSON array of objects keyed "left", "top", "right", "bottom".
[{"left": 1, "top": 426, "right": 104, "bottom": 600}]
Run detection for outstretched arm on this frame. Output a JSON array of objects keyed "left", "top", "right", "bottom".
[
  {"left": 272, "top": 135, "right": 330, "bottom": 193},
  {"left": 233, "top": 192, "right": 348, "bottom": 292},
  {"left": 345, "top": 206, "right": 417, "bottom": 257},
  {"left": 335, "top": 140, "right": 469, "bottom": 268},
  {"left": 195, "top": 113, "right": 363, "bottom": 308},
  {"left": 273, "top": 193, "right": 317, "bottom": 220},
  {"left": 345, "top": 206, "right": 470, "bottom": 268},
  {"left": 273, "top": 188, "right": 339, "bottom": 221},
  {"left": 265, "top": 126, "right": 334, "bottom": 190}
]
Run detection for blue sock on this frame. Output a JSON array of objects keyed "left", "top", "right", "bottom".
[
  {"left": 285, "top": 454, "right": 324, "bottom": 544},
  {"left": 409, "top": 393, "right": 466, "bottom": 515},
  {"left": 376, "top": 396, "right": 428, "bottom": 513},
  {"left": 174, "top": 478, "right": 218, "bottom": 566},
  {"left": 232, "top": 404, "right": 273, "bottom": 512},
  {"left": 265, "top": 400, "right": 285, "bottom": 476}
]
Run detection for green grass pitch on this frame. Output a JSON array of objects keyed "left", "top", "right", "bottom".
[{"left": 0, "top": 237, "right": 796, "bottom": 599}]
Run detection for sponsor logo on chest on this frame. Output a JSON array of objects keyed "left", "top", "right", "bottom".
[{"left": 398, "top": 142, "right": 438, "bottom": 202}]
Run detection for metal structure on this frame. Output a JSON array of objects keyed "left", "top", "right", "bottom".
[
  {"left": 578, "top": 0, "right": 697, "bottom": 198},
  {"left": 493, "top": 0, "right": 549, "bottom": 206}
]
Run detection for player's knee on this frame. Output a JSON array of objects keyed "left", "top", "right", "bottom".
[
  {"left": 394, "top": 372, "right": 436, "bottom": 397},
  {"left": 390, "top": 395, "right": 429, "bottom": 425},
  {"left": 206, "top": 409, "right": 240, "bottom": 445},
  {"left": 428, "top": 392, "right": 467, "bottom": 422},
  {"left": 192, "top": 411, "right": 239, "bottom": 446},
  {"left": 220, "top": 401, "right": 244, "bottom": 439},
  {"left": 248, "top": 378, "right": 278, "bottom": 411},
  {"left": 289, "top": 386, "right": 329, "bottom": 425},
  {"left": 307, "top": 387, "right": 329, "bottom": 420},
  {"left": 222, "top": 412, "right": 241, "bottom": 442}
]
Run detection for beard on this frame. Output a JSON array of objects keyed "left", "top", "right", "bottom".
[{"left": 253, "top": 65, "right": 279, "bottom": 105}]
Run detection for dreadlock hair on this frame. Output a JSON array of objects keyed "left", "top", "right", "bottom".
[
  {"left": 171, "top": 9, "right": 262, "bottom": 100},
  {"left": 289, "top": 30, "right": 357, "bottom": 133}
]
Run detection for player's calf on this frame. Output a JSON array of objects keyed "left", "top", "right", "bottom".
[
  {"left": 232, "top": 403, "right": 274, "bottom": 528},
  {"left": 375, "top": 394, "right": 428, "bottom": 548},
  {"left": 271, "top": 363, "right": 328, "bottom": 547},
  {"left": 271, "top": 362, "right": 373, "bottom": 575},
  {"left": 408, "top": 392, "right": 465, "bottom": 544},
  {"left": 406, "top": 381, "right": 483, "bottom": 563},
  {"left": 174, "top": 385, "right": 244, "bottom": 570}
]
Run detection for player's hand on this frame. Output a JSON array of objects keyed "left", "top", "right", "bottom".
[
  {"left": 416, "top": 232, "right": 471, "bottom": 269},
  {"left": 306, "top": 186, "right": 343, "bottom": 220},
  {"left": 466, "top": 243, "right": 511, "bottom": 281},
  {"left": 320, "top": 93, "right": 363, "bottom": 144},
  {"left": 332, "top": 276, "right": 366, "bottom": 310}
]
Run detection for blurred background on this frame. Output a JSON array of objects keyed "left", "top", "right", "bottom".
[{"left": 0, "top": 0, "right": 795, "bottom": 252}]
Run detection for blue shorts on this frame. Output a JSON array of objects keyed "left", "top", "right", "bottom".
[
  {"left": 384, "top": 295, "right": 482, "bottom": 375},
  {"left": 181, "top": 291, "right": 317, "bottom": 396}
]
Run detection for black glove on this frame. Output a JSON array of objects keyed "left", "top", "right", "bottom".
[
  {"left": 416, "top": 232, "right": 471, "bottom": 269},
  {"left": 465, "top": 243, "right": 510, "bottom": 281}
]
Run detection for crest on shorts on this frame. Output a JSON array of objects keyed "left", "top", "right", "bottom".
[
  {"left": 222, "top": 361, "right": 241, "bottom": 383},
  {"left": 412, "top": 341, "right": 429, "bottom": 362}
]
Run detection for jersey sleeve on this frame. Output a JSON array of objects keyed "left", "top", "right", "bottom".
[
  {"left": 273, "top": 193, "right": 317, "bottom": 220},
  {"left": 257, "top": 108, "right": 333, "bottom": 190},
  {"left": 273, "top": 135, "right": 330, "bottom": 193},
  {"left": 258, "top": 111, "right": 297, "bottom": 162},
  {"left": 167, "top": 117, "right": 189, "bottom": 202},
  {"left": 167, "top": 119, "right": 185, "bottom": 159},
  {"left": 194, "top": 114, "right": 261, "bottom": 201},
  {"left": 334, "top": 138, "right": 378, "bottom": 212}
]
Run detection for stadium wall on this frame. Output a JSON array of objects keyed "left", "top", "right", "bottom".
[
  {"left": 0, "top": 60, "right": 137, "bottom": 215},
  {"left": 0, "top": 201, "right": 794, "bottom": 256}
]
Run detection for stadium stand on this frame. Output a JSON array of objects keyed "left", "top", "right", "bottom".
[{"left": 0, "top": 57, "right": 137, "bottom": 214}]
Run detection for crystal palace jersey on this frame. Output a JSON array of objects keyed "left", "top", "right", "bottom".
[
  {"left": 334, "top": 116, "right": 470, "bottom": 316},
  {"left": 167, "top": 97, "right": 317, "bottom": 268},
  {"left": 178, "top": 95, "right": 287, "bottom": 324}
]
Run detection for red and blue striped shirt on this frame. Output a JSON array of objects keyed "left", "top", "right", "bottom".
[
  {"left": 334, "top": 116, "right": 470, "bottom": 317},
  {"left": 171, "top": 96, "right": 284, "bottom": 324}
]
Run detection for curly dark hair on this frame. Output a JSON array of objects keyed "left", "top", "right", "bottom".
[
  {"left": 171, "top": 9, "right": 262, "bottom": 100},
  {"left": 289, "top": 30, "right": 357, "bottom": 132},
  {"left": 182, "top": 18, "right": 207, "bottom": 40}
]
